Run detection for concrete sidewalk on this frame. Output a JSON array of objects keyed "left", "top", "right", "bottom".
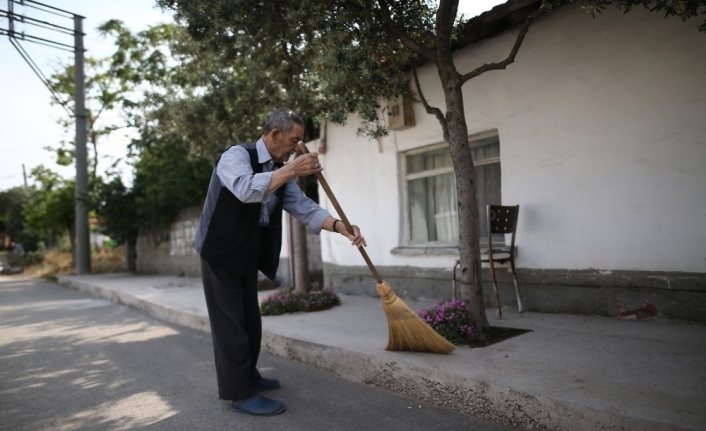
[{"left": 57, "top": 273, "right": 706, "bottom": 431}]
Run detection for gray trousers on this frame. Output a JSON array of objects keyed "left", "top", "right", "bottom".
[{"left": 200, "top": 259, "right": 262, "bottom": 401}]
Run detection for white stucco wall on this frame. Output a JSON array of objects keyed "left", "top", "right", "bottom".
[{"left": 320, "top": 3, "right": 706, "bottom": 273}]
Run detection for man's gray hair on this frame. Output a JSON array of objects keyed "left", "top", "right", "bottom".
[{"left": 263, "top": 107, "right": 304, "bottom": 135}]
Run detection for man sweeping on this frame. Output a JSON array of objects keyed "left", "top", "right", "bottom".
[{"left": 193, "top": 107, "right": 366, "bottom": 416}]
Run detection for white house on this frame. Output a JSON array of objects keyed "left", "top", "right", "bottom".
[{"left": 308, "top": 1, "right": 706, "bottom": 320}]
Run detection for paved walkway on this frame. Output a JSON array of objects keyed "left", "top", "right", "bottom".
[{"left": 57, "top": 273, "right": 706, "bottom": 431}]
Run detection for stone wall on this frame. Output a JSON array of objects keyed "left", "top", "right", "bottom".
[
  {"left": 136, "top": 205, "right": 323, "bottom": 288},
  {"left": 136, "top": 206, "right": 202, "bottom": 277},
  {"left": 324, "top": 263, "right": 706, "bottom": 322}
]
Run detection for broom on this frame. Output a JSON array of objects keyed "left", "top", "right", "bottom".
[{"left": 298, "top": 142, "right": 455, "bottom": 354}]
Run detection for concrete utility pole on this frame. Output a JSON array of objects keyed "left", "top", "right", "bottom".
[
  {"left": 22, "top": 164, "right": 27, "bottom": 187},
  {"left": 1, "top": 0, "right": 90, "bottom": 273},
  {"left": 73, "top": 14, "right": 90, "bottom": 274}
]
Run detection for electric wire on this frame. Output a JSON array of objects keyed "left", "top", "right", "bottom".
[
  {"left": 0, "top": 29, "right": 75, "bottom": 51},
  {"left": 11, "top": 0, "right": 75, "bottom": 19},
  {"left": 7, "top": 37, "right": 75, "bottom": 117},
  {"left": 0, "top": 9, "right": 76, "bottom": 35}
]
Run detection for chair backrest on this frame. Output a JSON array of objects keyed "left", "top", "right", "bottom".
[{"left": 487, "top": 205, "right": 519, "bottom": 235}]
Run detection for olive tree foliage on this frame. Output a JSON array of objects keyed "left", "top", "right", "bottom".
[
  {"left": 158, "top": 0, "right": 706, "bottom": 336},
  {"left": 547, "top": 0, "right": 706, "bottom": 31}
]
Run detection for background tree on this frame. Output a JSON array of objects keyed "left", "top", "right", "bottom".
[
  {"left": 23, "top": 166, "right": 81, "bottom": 263},
  {"left": 103, "top": 18, "right": 326, "bottom": 291},
  {"left": 94, "top": 177, "right": 138, "bottom": 270},
  {"left": 47, "top": 56, "right": 139, "bottom": 182},
  {"left": 0, "top": 186, "right": 38, "bottom": 251},
  {"left": 159, "top": 0, "right": 706, "bottom": 338}
]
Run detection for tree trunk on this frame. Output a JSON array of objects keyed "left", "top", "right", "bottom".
[
  {"left": 292, "top": 176, "right": 310, "bottom": 293},
  {"left": 125, "top": 235, "right": 137, "bottom": 272},
  {"left": 68, "top": 224, "right": 77, "bottom": 270},
  {"left": 437, "top": 54, "right": 491, "bottom": 337}
]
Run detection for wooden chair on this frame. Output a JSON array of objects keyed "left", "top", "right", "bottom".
[{"left": 482, "top": 205, "right": 522, "bottom": 318}]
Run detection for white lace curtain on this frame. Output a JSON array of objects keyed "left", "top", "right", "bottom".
[{"left": 408, "top": 150, "right": 458, "bottom": 243}]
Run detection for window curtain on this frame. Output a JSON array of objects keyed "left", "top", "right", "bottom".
[{"left": 408, "top": 149, "right": 458, "bottom": 243}]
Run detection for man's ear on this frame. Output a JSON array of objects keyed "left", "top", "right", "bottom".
[{"left": 270, "top": 128, "right": 281, "bottom": 141}]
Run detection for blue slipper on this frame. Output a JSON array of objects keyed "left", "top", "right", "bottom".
[
  {"left": 255, "top": 377, "right": 281, "bottom": 391},
  {"left": 231, "top": 395, "right": 285, "bottom": 416}
]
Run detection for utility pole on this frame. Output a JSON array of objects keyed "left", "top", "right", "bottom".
[
  {"left": 2, "top": 0, "right": 90, "bottom": 273},
  {"left": 22, "top": 164, "right": 27, "bottom": 187},
  {"left": 74, "top": 14, "right": 90, "bottom": 274}
]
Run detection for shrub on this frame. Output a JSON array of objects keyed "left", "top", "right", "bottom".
[
  {"left": 260, "top": 283, "right": 341, "bottom": 316},
  {"left": 418, "top": 299, "right": 476, "bottom": 346},
  {"left": 24, "top": 250, "right": 45, "bottom": 266}
]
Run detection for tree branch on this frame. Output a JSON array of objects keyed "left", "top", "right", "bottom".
[
  {"left": 378, "top": 0, "right": 437, "bottom": 63},
  {"left": 459, "top": 12, "right": 535, "bottom": 85},
  {"left": 412, "top": 67, "right": 449, "bottom": 142},
  {"left": 435, "top": 0, "right": 459, "bottom": 44}
]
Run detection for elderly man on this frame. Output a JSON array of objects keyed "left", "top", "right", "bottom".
[{"left": 193, "top": 108, "right": 366, "bottom": 416}]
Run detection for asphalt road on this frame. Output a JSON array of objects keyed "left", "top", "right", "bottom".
[{"left": 0, "top": 276, "right": 510, "bottom": 431}]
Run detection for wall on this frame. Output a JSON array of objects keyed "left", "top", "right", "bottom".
[
  {"left": 319, "top": 3, "right": 706, "bottom": 274},
  {"left": 136, "top": 205, "right": 324, "bottom": 288},
  {"left": 136, "top": 206, "right": 202, "bottom": 277}
]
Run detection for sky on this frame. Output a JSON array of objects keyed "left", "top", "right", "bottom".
[{"left": 0, "top": 0, "right": 506, "bottom": 192}]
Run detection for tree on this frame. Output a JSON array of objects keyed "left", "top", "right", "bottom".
[
  {"left": 94, "top": 176, "right": 139, "bottom": 270},
  {"left": 131, "top": 135, "right": 212, "bottom": 233},
  {"left": 0, "top": 187, "right": 38, "bottom": 251},
  {"left": 103, "top": 18, "right": 329, "bottom": 291},
  {"left": 158, "top": 0, "right": 706, "bottom": 338},
  {"left": 47, "top": 57, "right": 140, "bottom": 183},
  {"left": 23, "top": 166, "right": 80, "bottom": 262}
]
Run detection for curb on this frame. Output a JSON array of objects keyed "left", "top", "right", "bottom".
[
  {"left": 57, "top": 276, "right": 681, "bottom": 431},
  {"left": 57, "top": 276, "right": 211, "bottom": 334}
]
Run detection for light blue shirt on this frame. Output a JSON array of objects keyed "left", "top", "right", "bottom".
[{"left": 216, "top": 139, "right": 330, "bottom": 233}]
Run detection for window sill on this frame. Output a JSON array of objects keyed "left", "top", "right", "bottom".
[
  {"left": 391, "top": 246, "right": 460, "bottom": 256},
  {"left": 391, "top": 244, "right": 517, "bottom": 258}
]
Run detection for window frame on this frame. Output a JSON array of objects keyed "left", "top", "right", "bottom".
[{"left": 397, "top": 130, "right": 502, "bottom": 254}]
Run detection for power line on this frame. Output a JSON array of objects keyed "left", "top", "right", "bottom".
[
  {"left": 0, "top": 28, "right": 75, "bottom": 51},
  {"left": 7, "top": 37, "right": 74, "bottom": 116},
  {"left": 12, "top": 0, "right": 76, "bottom": 20},
  {"left": 0, "top": 9, "right": 76, "bottom": 34}
]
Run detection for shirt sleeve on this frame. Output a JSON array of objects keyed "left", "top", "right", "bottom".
[
  {"left": 216, "top": 146, "right": 273, "bottom": 203},
  {"left": 283, "top": 179, "right": 331, "bottom": 234}
]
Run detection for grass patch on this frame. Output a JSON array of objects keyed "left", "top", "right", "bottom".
[{"left": 22, "top": 246, "right": 125, "bottom": 279}]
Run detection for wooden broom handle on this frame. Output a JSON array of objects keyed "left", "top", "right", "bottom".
[{"left": 298, "top": 142, "right": 381, "bottom": 281}]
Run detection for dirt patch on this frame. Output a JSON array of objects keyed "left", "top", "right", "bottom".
[{"left": 466, "top": 326, "right": 531, "bottom": 348}]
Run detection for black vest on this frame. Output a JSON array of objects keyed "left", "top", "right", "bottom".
[{"left": 199, "top": 143, "right": 285, "bottom": 280}]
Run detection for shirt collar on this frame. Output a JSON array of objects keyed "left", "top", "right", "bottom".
[{"left": 255, "top": 138, "right": 272, "bottom": 165}]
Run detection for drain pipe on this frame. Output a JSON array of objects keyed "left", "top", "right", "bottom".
[
  {"left": 288, "top": 213, "right": 296, "bottom": 287},
  {"left": 451, "top": 259, "right": 460, "bottom": 300}
]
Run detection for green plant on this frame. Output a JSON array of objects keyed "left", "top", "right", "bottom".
[
  {"left": 418, "top": 299, "right": 477, "bottom": 346},
  {"left": 260, "top": 283, "right": 341, "bottom": 316},
  {"left": 23, "top": 250, "right": 45, "bottom": 266}
]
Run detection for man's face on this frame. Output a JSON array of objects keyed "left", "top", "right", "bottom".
[{"left": 266, "top": 124, "right": 304, "bottom": 163}]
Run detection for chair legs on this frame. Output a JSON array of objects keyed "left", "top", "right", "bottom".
[
  {"left": 488, "top": 260, "right": 503, "bottom": 319},
  {"left": 509, "top": 258, "right": 523, "bottom": 313},
  {"left": 489, "top": 258, "right": 524, "bottom": 317}
]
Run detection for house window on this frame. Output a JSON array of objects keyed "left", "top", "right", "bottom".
[{"left": 404, "top": 131, "right": 501, "bottom": 245}]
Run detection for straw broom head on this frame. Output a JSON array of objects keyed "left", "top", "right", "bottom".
[{"left": 376, "top": 280, "right": 455, "bottom": 354}]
